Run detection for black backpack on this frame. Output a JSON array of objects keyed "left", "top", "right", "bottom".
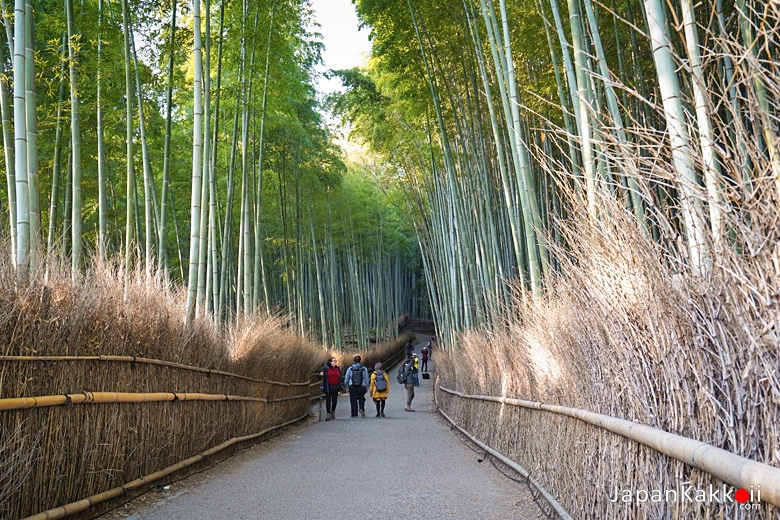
[
  {"left": 374, "top": 372, "right": 387, "bottom": 392},
  {"left": 351, "top": 366, "right": 364, "bottom": 386}
]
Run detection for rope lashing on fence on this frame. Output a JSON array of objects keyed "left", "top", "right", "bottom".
[
  {"left": 0, "top": 390, "right": 312, "bottom": 411},
  {"left": 438, "top": 386, "right": 780, "bottom": 507},
  {"left": 20, "top": 413, "right": 309, "bottom": 520},
  {"left": 0, "top": 355, "right": 312, "bottom": 386},
  {"left": 434, "top": 390, "right": 573, "bottom": 519}
]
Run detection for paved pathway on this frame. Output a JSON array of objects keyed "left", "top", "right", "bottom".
[{"left": 101, "top": 340, "right": 547, "bottom": 520}]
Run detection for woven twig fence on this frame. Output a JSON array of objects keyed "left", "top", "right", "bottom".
[
  {"left": 434, "top": 390, "right": 573, "bottom": 519},
  {"left": 0, "top": 356, "right": 319, "bottom": 519},
  {"left": 21, "top": 413, "right": 309, "bottom": 520},
  {"left": 437, "top": 385, "right": 780, "bottom": 514}
]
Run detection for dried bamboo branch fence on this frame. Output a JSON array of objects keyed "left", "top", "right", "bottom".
[
  {"left": 1, "top": 355, "right": 321, "bottom": 519},
  {"left": 21, "top": 414, "right": 309, "bottom": 520},
  {"left": 437, "top": 385, "right": 780, "bottom": 507},
  {"left": 0, "top": 263, "right": 332, "bottom": 519},
  {"left": 434, "top": 391, "right": 573, "bottom": 519}
]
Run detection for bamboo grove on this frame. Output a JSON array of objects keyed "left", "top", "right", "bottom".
[
  {"left": 0, "top": 0, "right": 425, "bottom": 348},
  {"left": 338, "top": 0, "right": 780, "bottom": 348}
]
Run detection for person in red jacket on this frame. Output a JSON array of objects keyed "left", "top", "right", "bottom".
[{"left": 321, "top": 357, "right": 342, "bottom": 421}]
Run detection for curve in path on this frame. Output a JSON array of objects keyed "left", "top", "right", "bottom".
[{"left": 101, "top": 340, "right": 546, "bottom": 520}]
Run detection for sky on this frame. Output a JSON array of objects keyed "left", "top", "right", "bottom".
[{"left": 308, "top": 0, "right": 372, "bottom": 95}]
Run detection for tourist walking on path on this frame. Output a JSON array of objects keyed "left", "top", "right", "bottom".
[
  {"left": 401, "top": 354, "right": 418, "bottom": 411},
  {"left": 405, "top": 340, "right": 414, "bottom": 360},
  {"left": 321, "top": 357, "right": 342, "bottom": 421},
  {"left": 369, "top": 362, "right": 389, "bottom": 417},
  {"left": 345, "top": 356, "right": 369, "bottom": 417},
  {"left": 421, "top": 347, "right": 429, "bottom": 373}
]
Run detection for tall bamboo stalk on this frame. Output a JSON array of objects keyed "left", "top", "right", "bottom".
[
  {"left": 186, "top": 0, "right": 205, "bottom": 325},
  {"left": 13, "top": 0, "right": 30, "bottom": 279},
  {"left": 121, "top": 0, "right": 136, "bottom": 283},
  {"left": 97, "top": 0, "right": 108, "bottom": 260},
  {"left": 65, "top": 0, "right": 82, "bottom": 275},
  {"left": 643, "top": 0, "right": 709, "bottom": 274}
]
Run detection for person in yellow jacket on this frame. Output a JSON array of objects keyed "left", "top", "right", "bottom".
[{"left": 369, "top": 362, "right": 390, "bottom": 417}]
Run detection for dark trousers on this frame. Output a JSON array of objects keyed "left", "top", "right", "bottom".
[
  {"left": 374, "top": 399, "right": 386, "bottom": 414},
  {"left": 421, "top": 359, "right": 428, "bottom": 372},
  {"left": 325, "top": 390, "right": 339, "bottom": 413},
  {"left": 349, "top": 385, "right": 366, "bottom": 416}
]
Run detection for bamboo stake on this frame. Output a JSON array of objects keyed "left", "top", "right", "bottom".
[
  {"left": 439, "top": 386, "right": 780, "bottom": 507},
  {"left": 21, "top": 414, "right": 309, "bottom": 520},
  {"left": 0, "top": 391, "right": 311, "bottom": 411}
]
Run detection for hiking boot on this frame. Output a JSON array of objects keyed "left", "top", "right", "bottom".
[
  {"left": 325, "top": 414, "right": 331, "bottom": 421},
  {"left": 360, "top": 409, "right": 366, "bottom": 418},
  {"left": 380, "top": 411, "right": 385, "bottom": 417}
]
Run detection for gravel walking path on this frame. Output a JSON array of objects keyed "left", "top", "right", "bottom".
[{"left": 101, "top": 341, "right": 547, "bottom": 520}]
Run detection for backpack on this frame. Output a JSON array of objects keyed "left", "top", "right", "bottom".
[
  {"left": 374, "top": 372, "right": 387, "bottom": 392},
  {"left": 396, "top": 365, "right": 406, "bottom": 384},
  {"left": 351, "top": 366, "right": 364, "bottom": 386}
]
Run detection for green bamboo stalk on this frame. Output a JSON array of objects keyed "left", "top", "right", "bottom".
[
  {"left": 13, "top": 0, "right": 30, "bottom": 279},
  {"left": 47, "top": 35, "right": 67, "bottom": 256},
  {"left": 196, "top": 0, "right": 212, "bottom": 317},
  {"left": 158, "top": 0, "right": 177, "bottom": 273},
  {"left": 0, "top": 28, "right": 15, "bottom": 263},
  {"left": 681, "top": 0, "right": 723, "bottom": 245},
  {"left": 97, "top": 0, "right": 108, "bottom": 261},
  {"left": 644, "top": 0, "right": 709, "bottom": 274},
  {"left": 24, "top": 0, "right": 39, "bottom": 271},
  {"left": 185, "top": 0, "right": 205, "bottom": 325},
  {"left": 121, "top": 0, "right": 136, "bottom": 282}
]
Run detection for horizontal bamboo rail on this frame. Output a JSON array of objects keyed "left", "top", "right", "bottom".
[
  {"left": 0, "top": 355, "right": 311, "bottom": 386},
  {"left": 21, "top": 413, "right": 309, "bottom": 520},
  {"left": 0, "top": 390, "right": 311, "bottom": 411},
  {"left": 433, "top": 387, "right": 572, "bottom": 519},
  {"left": 439, "top": 385, "right": 780, "bottom": 507}
]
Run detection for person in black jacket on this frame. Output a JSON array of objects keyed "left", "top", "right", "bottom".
[
  {"left": 321, "top": 357, "right": 342, "bottom": 421},
  {"left": 345, "top": 356, "right": 369, "bottom": 418},
  {"left": 405, "top": 340, "right": 414, "bottom": 360}
]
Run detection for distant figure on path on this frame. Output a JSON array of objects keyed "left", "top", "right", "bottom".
[
  {"left": 401, "top": 354, "right": 418, "bottom": 412},
  {"left": 345, "top": 355, "right": 369, "bottom": 418},
  {"left": 321, "top": 357, "right": 342, "bottom": 421},
  {"left": 369, "top": 362, "right": 389, "bottom": 417},
  {"left": 405, "top": 340, "right": 414, "bottom": 360},
  {"left": 420, "top": 346, "right": 429, "bottom": 373}
]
